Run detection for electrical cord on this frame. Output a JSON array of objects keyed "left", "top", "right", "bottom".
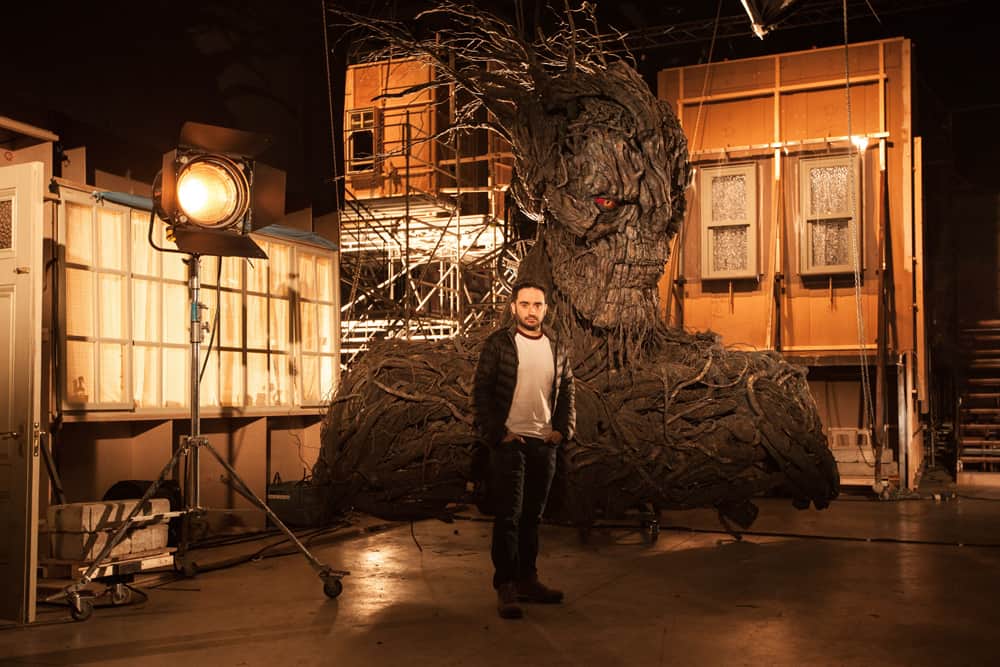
[
  {"left": 146, "top": 208, "right": 185, "bottom": 256},
  {"left": 956, "top": 493, "right": 1000, "bottom": 502},
  {"left": 144, "top": 516, "right": 399, "bottom": 587},
  {"left": 656, "top": 523, "right": 1000, "bottom": 550},
  {"left": 450, "top": 507, "right": 1000, "bottom": 549}
]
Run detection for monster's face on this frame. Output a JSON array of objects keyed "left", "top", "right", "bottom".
[{"left": 523, "top": 87, "right": 687, "bottom": 331}]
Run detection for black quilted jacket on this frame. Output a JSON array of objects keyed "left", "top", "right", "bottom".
[{"left": 472, "top": 325, "right": 575, "bottom": 445}]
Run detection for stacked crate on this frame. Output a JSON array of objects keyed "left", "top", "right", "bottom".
[{"left": 46, "top": 499, "right": 170, "bottom": 563}]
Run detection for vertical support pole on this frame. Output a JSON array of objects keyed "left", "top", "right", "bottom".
[
  {"left": 455, "top": 120, "right": 463, "bottom": 331},
  {"left": 897, "top": 354, "right": 909, "bottom": 489},
  {"left": 772, "top": 149, "right": 784, "bottom": 351},
  {"left": 188, "top": 254, "right": 202, "bottom": 510},
  {"left": 404, "top": 109, "right": 412, "bottom": 340},
  {"left": 913, "top": 136, "right": 927, "bottom": 411}
]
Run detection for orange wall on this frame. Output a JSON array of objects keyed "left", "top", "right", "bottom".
[
  {"left": 344, "top": 58, "right": 438, "bottom": 197},
  {"left": 658, "top": 39, "right": 917, "bottom": 362}
]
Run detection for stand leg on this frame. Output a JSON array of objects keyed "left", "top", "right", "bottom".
[{"left": 198, "top": 440, "right": 349, "bottom": 584}]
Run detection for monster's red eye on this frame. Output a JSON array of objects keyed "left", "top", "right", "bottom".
[{"left": 593, "top": 196, "right": 619, "bottom": 211}]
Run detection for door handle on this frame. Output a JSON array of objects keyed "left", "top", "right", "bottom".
[{"left": 1, "top": 431, "right": 18, "bottom": 439}]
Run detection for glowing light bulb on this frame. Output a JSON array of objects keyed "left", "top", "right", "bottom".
[{"left": 176, "top": 159, "right": 246, "bottom": 228}]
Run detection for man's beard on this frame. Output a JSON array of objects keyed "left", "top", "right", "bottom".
[{"left": 515, "top": 314, "right": 542, "bottom": 331}]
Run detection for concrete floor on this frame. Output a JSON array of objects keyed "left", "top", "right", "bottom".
[{"left": 3, "top": 485, "right": 1000, "bottom": 666}]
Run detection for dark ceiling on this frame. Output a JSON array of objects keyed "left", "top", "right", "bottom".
[{"left": 3, "top": 0, "right": 995, "bottom": 214}]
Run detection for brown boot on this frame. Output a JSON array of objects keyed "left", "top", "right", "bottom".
[
  {"left": 516, "top": 577, "right": 564, "bottom": 604},
  {"left": 497, "top": 582, "right": 523, "bottom": 619}
]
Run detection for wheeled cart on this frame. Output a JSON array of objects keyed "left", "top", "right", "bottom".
[{"left": 41, "top": 548, "right": 176, "bottom": 621}]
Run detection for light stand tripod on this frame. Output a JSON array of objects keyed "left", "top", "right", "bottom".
[{"left": 60, "top": 253, "right": 347, "bottom": 621}]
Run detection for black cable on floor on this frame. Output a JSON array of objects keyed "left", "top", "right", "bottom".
[
  {"left": 450, "top": 513, "right": 1000, "bottom": 549},
  {"left": 655, "top": 524, "right": 1000, "bottom": 550},
  {"left": 956, "top": 493, "right": 1000, "bottom": 502}
]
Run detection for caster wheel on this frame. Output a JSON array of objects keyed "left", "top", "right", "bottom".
[
  {"left": 69, "top": 595, "right": 93, "bottom": 622},
  {"left": 110, "top": 584, "right": 133, "bottom": 606},
  {"left": 646, "top": 522, "right": 660, "bottom": 545},
  {"left": 323, "top": 577, "right": 343, "bottom": 599}
]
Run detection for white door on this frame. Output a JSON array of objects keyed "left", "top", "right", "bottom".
[{"left": 0, "top": 162, "right": 44, "bottom": 625}]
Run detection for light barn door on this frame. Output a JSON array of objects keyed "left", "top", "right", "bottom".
[{"left": 0, "top": 162, "right": 43, "bottom": 625}]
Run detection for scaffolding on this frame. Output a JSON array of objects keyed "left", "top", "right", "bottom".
[{"left": 337, "top": 72, "right": 527, "bottom": 367}]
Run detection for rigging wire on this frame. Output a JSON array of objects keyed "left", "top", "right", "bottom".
[
  {"left": 689, "top": 0, "right": 725, "bottom": 156},
  {"left": 842, "top": 0, "right": 877, "bottom": 441},
  {"left": 321, "top": 0, "right": 342, "bottom": 225},
  {"left": 665, "top": 0, "right": 724, "bottom": 330}
]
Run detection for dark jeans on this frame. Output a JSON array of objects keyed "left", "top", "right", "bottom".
[{"left": 490, "top": 437, "right": 558, "bottom": 589}]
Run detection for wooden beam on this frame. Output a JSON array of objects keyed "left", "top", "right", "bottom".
[
  {"left": 689, "top": 131, "right": 889, "bottom": 159},
  {"left": 678, "top": 73, "right": 884, "bottom": 106},
  {"left": 0, "top": 115, "right": 59, "bottom": 143}
]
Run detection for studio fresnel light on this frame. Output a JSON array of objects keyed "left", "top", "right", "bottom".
[
  {"left": 174, "top": 155, "right": 248, "bottom": 228},
  {"left": 153, "top": 121, "right": 286, "bottom": 258},
  {"left": 64, "top": 121, "right": 344, "bottom": 622}
]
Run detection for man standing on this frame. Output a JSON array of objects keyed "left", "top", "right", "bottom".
[{"left": 473, "top": 280, "right": 576, "bottom": 619}]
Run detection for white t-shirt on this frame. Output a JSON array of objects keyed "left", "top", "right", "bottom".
[{"left": 504, "top": 331, "right": 555, "bottom": 439}]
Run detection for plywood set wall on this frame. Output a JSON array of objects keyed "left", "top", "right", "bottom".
[
  {"left": 657, "top": 38, "right": 920, "bottom": 364},
  {"left": 343, "top": 57, "right": 515, "bottom": 214},
  {"left": 344, "top": 58, "right": 438, "bottom": 196}
]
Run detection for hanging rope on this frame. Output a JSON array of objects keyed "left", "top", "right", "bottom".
[
  {"left": 842, "top": 0, "right": 877, "bottom": 440},
  {"left": 690, "top": 0, "right": 725, "bottom": 155},
  {"left": 320, "top": 0, "right": 341, "bottom": 222},
  {"left": 666, "top": 0, "right": 724, "bottom": 331}
]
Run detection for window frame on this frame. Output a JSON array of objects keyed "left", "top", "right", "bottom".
[
  {"left": 60, "top": 191, "right": 134, "bottom": 411},
  {"left": 798, "top": 153, "right": 862, "bottom": 276},
  {"left": 699, "top": 162, "right": 759, "bottom": 280},
  {"left": 346, "top": 108, "right": 380, "bottom": 173},
  {"left": 57, "top": 185, "right": 340, "bottom": 415},
  {"left": 296, "top": 249, "right": 339, "bottom": 407}
]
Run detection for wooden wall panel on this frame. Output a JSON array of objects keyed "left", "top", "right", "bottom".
[
  {"left": 55, "top": 421, "right": 173, "bottom": 503},
  {"left": 808, "top": 378, "right": 865, "bottom": 431},
  {"left": 683, "top": 97, "right": 775, "bottom": 151},
  {"left": 680, "top": 294, "right": 771, "bottom": 349},
  {"left": 779, "top": 84, "right": 880, "bottom": 140},
  {"left": 682, "top": 58, "right": 775, "bottom": 98},
  {"left": 779, "top": 43, "right": 880, "bottom": 85},
  {"left": 350, "top": 65, "right": 383, "bottom": 109},
  {"left": 657, "top": 69, "right": 681, "bottom": 109},
  {"left": 781, "top": 293, "right": 878, "bottom": 349}
]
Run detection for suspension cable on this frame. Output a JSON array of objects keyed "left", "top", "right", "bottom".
[
  {"left": 842, "top": 0, "right": 877, "bottom": 438},
  {"left": 690, "top": 0, "right": 725, "bottom": 155}
]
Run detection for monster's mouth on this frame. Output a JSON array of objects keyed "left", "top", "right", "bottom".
[
  {"left": 595, "top": 231, "right": 670, "bottom": 289},
  {"left": 610, "top": 261, "right": 665, "bottom": 288},
  {"left": 547, "top": 223, "right": 672, "bottom": 329}
]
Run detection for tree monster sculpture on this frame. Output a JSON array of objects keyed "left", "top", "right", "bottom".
[{"left": 315, "top": 3, "right": 839, "bottom": 530}]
